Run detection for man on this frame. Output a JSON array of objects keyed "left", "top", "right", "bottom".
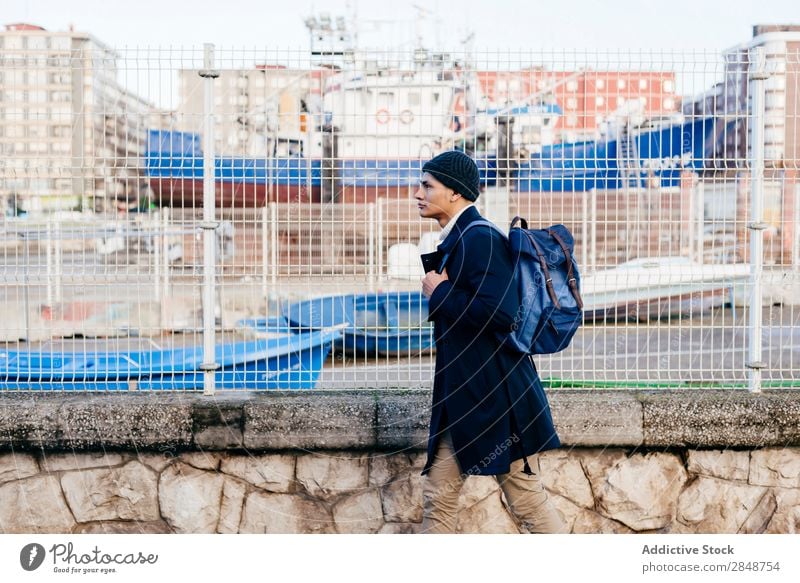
[{"left": 415, "top": 150, "right": 567, "bottom": 534}]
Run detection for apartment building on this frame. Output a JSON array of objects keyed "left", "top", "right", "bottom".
[{"left": 0, "top": 23, "right": 152, "bottom": 213}]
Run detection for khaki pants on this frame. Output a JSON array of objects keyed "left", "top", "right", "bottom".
[{"left": 421, "top": 430, "right": 568, "bottom": 534}]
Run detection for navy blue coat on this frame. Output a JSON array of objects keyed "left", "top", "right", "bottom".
[{"left": 420, "top": 206, "right": 561, "bottom": 477}]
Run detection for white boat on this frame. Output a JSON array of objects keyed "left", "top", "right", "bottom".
[{"left": 581, "top": 256, "right": 750, "bottom": 322}]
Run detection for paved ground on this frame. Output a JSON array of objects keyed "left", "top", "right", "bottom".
[{"left": 315, "top": 304, "right": 800, "bottom": 388}]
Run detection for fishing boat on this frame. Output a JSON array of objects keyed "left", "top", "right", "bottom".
[
  {"left": 145, "top": 112, "right": 733, "bottom": 207},
  {"left": 239, "top": 291, "right": 434, "bottom": 356},
  {"left": 0, "top": 328, "right": 341, "bottom": 390}
]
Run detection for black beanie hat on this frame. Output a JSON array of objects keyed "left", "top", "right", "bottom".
[{"left": 422, "top": 150, "right": 481, "bottom": 201}]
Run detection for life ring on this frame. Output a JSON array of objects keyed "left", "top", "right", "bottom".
[
  {"left": 375, "top": 108, "right": 390, "bottom": 124},
  {"left": 399, "top": 109, "right": 414, "bottom": 124}
]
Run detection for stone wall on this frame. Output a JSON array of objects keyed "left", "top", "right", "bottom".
[{"left": 1, "top": 390, "right": 799, "bottom": 534}]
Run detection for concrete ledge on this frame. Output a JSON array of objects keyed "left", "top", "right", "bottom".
[
  {"left": 1, "top": 389, "right": 799, "bottom": 452},
  {"left": 641, "top": 389, "right": 800, "bottom": 447}
]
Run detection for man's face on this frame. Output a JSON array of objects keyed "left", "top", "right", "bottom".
[{"left": 414, "top": 172, "right": 457, "bottom": 223}]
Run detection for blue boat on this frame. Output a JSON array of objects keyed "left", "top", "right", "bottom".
[
  {"left": 0, "top": 329, "right": 340, "bottom": 390},
  {"left": 516, "top": 116, "right": 734, "bottom": 192},
  {"left": 249, "top": 292, "right": 434, "bottom": 356},
  {"left": 145, "top": 115, "right": 731, "bottom": 206}
]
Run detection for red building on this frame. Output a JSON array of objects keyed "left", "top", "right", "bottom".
[{"left": 476, "top": 69, "right": 678, "bottom": 140}]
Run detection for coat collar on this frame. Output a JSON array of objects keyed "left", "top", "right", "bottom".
[{"left": 437, "top": 205, "right": 482, "bottom": 254}]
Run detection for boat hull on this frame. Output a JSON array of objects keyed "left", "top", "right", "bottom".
[
  {"left": 0, "top": 330, "right": 340, "bottom": 390},
  {"left": 279, "top": 291, "right": 434, "bottom": 356}
]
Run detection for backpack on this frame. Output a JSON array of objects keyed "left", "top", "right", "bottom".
[{"left": 437, "top": 216, "right": 583, "bottom": 355}]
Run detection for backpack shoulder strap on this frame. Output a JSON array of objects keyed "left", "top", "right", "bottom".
[
  {"left": 525, "top": 232, "right": 560, "bottom": 309},
  {"left": 547, "top": 229, "right": 584, "bottom": 309},
  {"left": 437, "top": 219, "right": 507, "bottom": 272}
]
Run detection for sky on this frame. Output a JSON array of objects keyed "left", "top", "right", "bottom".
[{"left": 3, "top": 0, "right": 798, "bottom": 52}]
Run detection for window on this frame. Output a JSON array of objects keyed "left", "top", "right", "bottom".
[
  {"left": 663, "top": 97, "right": 675, "bottom": 110},
  {"left": 51, "top": 36, "right": 70, "bottom": 50},
  {"left": 596, "top": 79, "right": 605, "bottom": 90},
  {"left": 377, "top": 91, "right": 394, "bottom": 109},
  {"left": 617, "top": 79, "right": 626, "bottom": 90},
  {"left": 639, "top": 79, "right": 648, "bottom": 90},
  {"left": 566, "top": 97, "right": 577, "bottom": 109},
  {"left": 566, "top": 114, "right": 578, "bottom": 127},
  {"left": 566, "top": 80, "right": 578, "bottom": 92},
  {"left": 664, "top": 80, "right": 674, "bottom": 93}
]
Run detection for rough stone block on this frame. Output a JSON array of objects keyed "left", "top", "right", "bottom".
[
  {"left": 296, "top": 453, "right": 368, "bottom": 498},
  {"left": 368, "top": 452, "right": 424, "bottom": 487},
  {"left": 40, "top": 452, "right": 125, "bottom": 473},
  {"left": 61, "top": 461, "right": 159, "bottom": 523},
  {"left": 539, "top": 450, "right": 594, "bottom": 508},
  {"left": 686, "top": 449, "right": 750, "bottom": 481},
  {"left": 218, "top": 477, "right": 247, "bottom": 534},
  {"left": 159, "top": 462, "right": 224, "bottom": 533},
  {"left": 0, "top": 475, "right": 75, "bottom": 533},
  {"left": 381, "top": 476, "right": 423, "bottom": 523},
  {"left": 750, "top": 447, "right": 800, "bottom": 488},
  {"left": 594, "top": 452, "right": 687, "bottom": 531},
  {"left": 220, "top": 454, "right": 295, "bottom": 493},
  {"left": 0, "top": 452, "right": 39, "bottom": 484},
  {"left": 239, "top": 492, "right": 334, "bottom": 534},
  {"left": 765, "top": 488, "right": 800, "bottom": 534},
  {"left": 676, "top": 476, "right": 769, "bottom": 533},
  {"left": 332, "top": 489, "right": 384, "bottom": 533}
]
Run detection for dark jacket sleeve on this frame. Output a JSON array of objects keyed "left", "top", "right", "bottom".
[{"left": 428, "top": 229, "right": 518, "bottom": 333}]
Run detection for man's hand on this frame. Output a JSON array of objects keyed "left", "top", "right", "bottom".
[{"left": 421, "top": 267, "right": 448, "bottom": 299}]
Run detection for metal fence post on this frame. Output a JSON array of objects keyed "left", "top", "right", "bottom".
[
  {"left": 747, "top": 46, "right": 769, "bottom": 394},
  {"left": 794, "top": 182, "right": 800, "bottom": 272},
  {"left": 54, "top": 219, "right": 62, "bottom": 303},
  {"left": 581, "top": 189, "right": 589, "bottom": 272},
  {"left": 261, "top": 205, "right": 268, "bottom": 299},
  {"left": 377, "top": 197, "right": 384, "bottom": 282},
  {"left": 154, "top": 213, "right": 161, "bottom": 301},
  {"left": 368, "top": 202, "right": 375, "bottom": 290},
  {"left": 21, "top": 233, "right": 30, "bottom": 343},
  {"left": 200, "top": 43, "right": 220, "bottom": 396},
  {"left": 589, "top": 188, "right": 597, "bottom": 273},
  {"left": 695, "top": 181, "right": 705, "bottom": 264},
  {"left": 270, "top": 203, "right": 278, "bottom": 285},
  {"left": 46, "top": 219, "right": 53, "bottom": 306},
  {"left": 161, "top": 207, "right": 170, "bottom": 328}
]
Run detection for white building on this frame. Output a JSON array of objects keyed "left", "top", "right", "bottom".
[
  {"left": 176, "top": 65, "right": 326, "bottom": 158},
  {"left": 0, "top": 23, "right": 153, "bottom": 213}
]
